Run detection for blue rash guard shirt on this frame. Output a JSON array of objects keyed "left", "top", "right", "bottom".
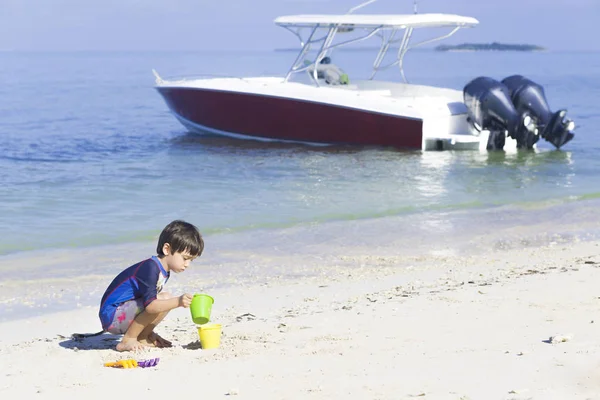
[{"left": 99, "top": 256, "right": 170, "bottom": 330}]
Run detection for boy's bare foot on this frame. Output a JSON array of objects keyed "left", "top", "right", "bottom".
[
  {"left": 139, "top": 332, "right": 172, "bottom": 348},
  {"left": 116, "top": 337, "right": 145, "bottom": 352}
]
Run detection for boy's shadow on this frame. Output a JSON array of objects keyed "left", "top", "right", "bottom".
[
  {"left": 59, "top": 334, "right": 203, "bottom": 350},
  {"left": 59, "top": 334, "right": 120, "bottom": 351}
]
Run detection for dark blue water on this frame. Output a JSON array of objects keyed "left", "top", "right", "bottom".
[{"left": 0, "top": 50, "right": 599, "bottom": 256}]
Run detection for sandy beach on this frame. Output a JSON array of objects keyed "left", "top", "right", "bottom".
[{"left": 1, "top": 232, "right": 600, "bottom": 399}]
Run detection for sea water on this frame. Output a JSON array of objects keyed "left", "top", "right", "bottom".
[{"left": 0, "top": 50, "right": 599, "bottom": 321}]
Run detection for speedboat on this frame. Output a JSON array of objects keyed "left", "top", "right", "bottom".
[{"left": 153, "top": 0, "right": 575, "bottom": 151}]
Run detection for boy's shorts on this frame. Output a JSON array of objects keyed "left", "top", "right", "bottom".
[{"left": 106, "top": 299, "right": 144, "bottom": 334}]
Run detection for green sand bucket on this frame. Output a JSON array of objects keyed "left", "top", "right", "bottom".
[{"left": 190, "top": 294, "right": 214, "bottom": 325}]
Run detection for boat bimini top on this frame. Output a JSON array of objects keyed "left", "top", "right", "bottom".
[{"left": 274, "top": 0, "right": 479, "bottom": 85}]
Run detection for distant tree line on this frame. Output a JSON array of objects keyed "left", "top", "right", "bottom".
[{"left": 435, "top": 42, "right": 546, "bottom": 51}]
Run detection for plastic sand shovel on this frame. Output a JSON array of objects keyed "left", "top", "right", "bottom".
[{"left": 104, "top": 359, "right": 138, "bottom": 369}]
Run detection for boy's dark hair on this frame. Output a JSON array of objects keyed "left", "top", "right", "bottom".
[{"left": 157, "top": 220, "right": 204, "bottom": 257}]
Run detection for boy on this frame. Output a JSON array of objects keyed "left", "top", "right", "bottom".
[{"left": 98, "top": 220, "right": 204, "bottom": 352}]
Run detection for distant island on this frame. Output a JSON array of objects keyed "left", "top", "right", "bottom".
[{"left": 435, "top": 42, "right": 546, "bottom": 52}]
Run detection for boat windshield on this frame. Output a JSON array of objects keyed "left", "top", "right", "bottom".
[{"left": 274, "top": 0, "right": 478, "bottom": 85}]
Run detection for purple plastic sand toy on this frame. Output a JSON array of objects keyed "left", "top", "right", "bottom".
[{"left": 137, "top": 358, "right": 160, "bottom": 368}]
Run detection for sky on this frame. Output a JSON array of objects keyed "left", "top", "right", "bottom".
[{"left": 0, "top": 0, "right": 598, "bottom": 52}]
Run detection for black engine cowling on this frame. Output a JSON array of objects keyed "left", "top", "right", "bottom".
[
  {"left": 463, "top": 75, "right": 575, "bottom": 150},
  {"left": 501, "top": 75, "right": 574, "bottom": 149},
  {"left": 463, "top": 77, "right": 519, "bottom": 150}
]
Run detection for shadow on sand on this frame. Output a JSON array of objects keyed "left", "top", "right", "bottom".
[
  {"left": 59, "top": 334, "right": 120, "bottom": 351},
  {"left": 59, "top": 334, "right": 204, "bottom": 351}
]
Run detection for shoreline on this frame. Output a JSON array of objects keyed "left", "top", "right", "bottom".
[{"left": 2, "top": 196, "right": 600, "bottom": 324}]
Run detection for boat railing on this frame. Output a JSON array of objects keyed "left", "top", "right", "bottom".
[
  {"left": 280, "top": 24, "right": 470, "bottom": 86},
  {"left": 347, "top": 0, "right": 378, "bottom": 14},
  {"left": 372, "top": 26, "right": 462, "bottom": 82},
  {"left": 277, "top": 0, "right": 475, "bottom": 85}
]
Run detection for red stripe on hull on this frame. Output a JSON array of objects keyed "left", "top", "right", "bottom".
[{"left": 157, "top": 87, "right": 423, "bottom": 149}]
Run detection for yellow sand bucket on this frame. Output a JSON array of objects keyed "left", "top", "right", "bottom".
[{"left": 197, "top": 323, "right": 222, "bottom": 349}]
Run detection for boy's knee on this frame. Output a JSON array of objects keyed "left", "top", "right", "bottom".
[{"left": 157, "top": 292, "right": 172, "bottom": 300}]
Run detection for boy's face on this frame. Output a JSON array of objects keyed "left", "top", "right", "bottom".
[{"left": 161, "top": 243, "right": 197, "bottom": 273}]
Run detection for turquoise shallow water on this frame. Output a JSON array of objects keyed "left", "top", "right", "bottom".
[{"left": 0, "top": 50, "right": 599, "bottom": 257}]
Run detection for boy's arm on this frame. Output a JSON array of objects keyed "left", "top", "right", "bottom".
[
  {"left": 134, "top": 260, "right": 192, "bottom": 313},
  {"left": 145, "top": 293, "right": 193, "bottom": 314}
]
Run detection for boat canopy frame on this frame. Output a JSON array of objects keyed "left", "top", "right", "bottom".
[{"left": 275, "top": 2, "right": 478, "bottom": 86}]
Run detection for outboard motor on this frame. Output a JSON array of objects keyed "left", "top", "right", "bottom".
[
  {"left": 463, "top": 77, "right": 520, "bottom": 150},
  {"left": 501, "top": 75, "right": 575, "bottom": 149}
]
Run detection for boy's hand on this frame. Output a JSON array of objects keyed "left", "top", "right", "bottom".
[{"left": 179, "top": 293, "right": 193, "bottom": 308}]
